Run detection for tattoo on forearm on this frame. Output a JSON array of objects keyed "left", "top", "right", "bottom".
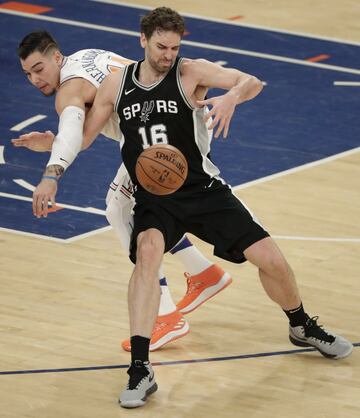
[{"left": 44, "top": 164, "right": 65, "bottom": 179}]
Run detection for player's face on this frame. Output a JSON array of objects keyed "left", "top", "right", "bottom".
[
  {"left": 20, "top": 50, "right": 62, "bottom": 96},
  {"left": 141, "top": 30, "right": 181, "bottom": 74}
]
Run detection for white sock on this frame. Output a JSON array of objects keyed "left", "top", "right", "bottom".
[
  {"left": 158, "top": 269, "right": 177, "bottom": 315},
  {"left": 170, "top": 236, "right": 213, "bottom": 276}
]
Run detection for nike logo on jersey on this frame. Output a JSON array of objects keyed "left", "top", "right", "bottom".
[
  {"left": 60, "top": 157, "right": 69, "bottom": 163},
  {"left": 125, "top": 88, "right": 136, "bottom": 95}
]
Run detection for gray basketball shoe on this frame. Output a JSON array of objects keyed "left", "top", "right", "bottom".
[
  {"left": 289, "top": 316, "right": 353, "bottom": 359},
  {"left": 119, "top": 360, "right": 158, "bottom": 408}
]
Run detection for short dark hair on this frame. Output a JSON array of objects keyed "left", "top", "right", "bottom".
[
  {"left": 140, "top": 7, "right": 185, "bottom": 39},
  {"left": 17, "top": 30, "right": 59, "bottom": 60}
]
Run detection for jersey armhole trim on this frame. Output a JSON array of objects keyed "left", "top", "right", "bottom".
[{"left": 177, "top": 58, "right": 195, "bottom": 110}]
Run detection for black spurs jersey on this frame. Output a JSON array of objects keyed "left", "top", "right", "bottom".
[{"left": 114, "top": 57, "right": 222, "bottom": 192}]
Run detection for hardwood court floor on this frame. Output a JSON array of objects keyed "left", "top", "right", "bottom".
[
  {"left": 1, "top": 152, "right": 359, "bottom": 418},
  {"left": 0, "top": 1, "right": 359, "bottom": 417}
]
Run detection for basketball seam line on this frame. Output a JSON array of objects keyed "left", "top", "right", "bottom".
[
  {"left": 137, "top": 161, "right": 178, "bottom": 190},
  {"left": 137, "top": 156, "right": 187, "bottom": 180}
]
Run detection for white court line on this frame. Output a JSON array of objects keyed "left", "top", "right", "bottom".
[
  {"left": 1, "top": 187, "right": 359, "bottom": 243},
  {"left": 65, "top": 225, "right": 113, "bottom": 243},
  {"left": 0, "top": 146, "right": 5, "bottom": 164},
  {"left": 10, "top": 115, "right": 47, "bottom": 132},
  {"left": 0, "top": 225, "right": 113, "bottom": 243},
  {"left": 233, "top": 146, "right": 360, "bottom": 191},
  {"left": 181, "top": 40, "right": 360, "bottom": 75},
  {"left": 273, "top": 235, "right": 360, "bottom": 243},
  {"left": 1, "top": 8, "right": 359, "bottom": 75},
  {"left": 90, "top": 0, "right": 360, "bottom": 47},
  {"left": 0, "top": 227, "right": 66, "bottom": 243},
  {"left": 0, "top": 192, "right": 106, "bottom": 215},
  {"left": 13, "top": 179, "right": 36, "bottom": 192},
  {"left": 1, "top": 148, "right": 359, "bottom": 244},
  {"left": 333, "top": 81, "right": 360, "bottom": 86}
]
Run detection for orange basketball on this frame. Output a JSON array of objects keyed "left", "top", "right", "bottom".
[{"left": 135, "top": 144, "right": 188, "bottom": 195}]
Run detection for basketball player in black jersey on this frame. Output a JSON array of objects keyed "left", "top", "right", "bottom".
[{"left": 40, "top": 7, "right": 353, "bottom": 409}]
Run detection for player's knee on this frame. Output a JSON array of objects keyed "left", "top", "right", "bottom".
[
  {"left": 244, "top": 237, "right": 292, "bottom": 279},
  {"left": 136, "top": 229, "right": 164, "bottom": 267},
  {"left": 267, "top": 254, "right": 291, "bottom": 279}
]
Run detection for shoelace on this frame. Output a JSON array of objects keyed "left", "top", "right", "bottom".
[
  {"left": 304, "top": 316, "right": 335, "bottom": 344},
  {"left": 184, "top": 274, "right": 203, "bottom": 295},
  {"left": 152, "top": 316, "right": 184, "bottom": 334},
  {"left": 127, "top": 374, "right": 148, "bottom": 390},
  {"left": 127, "top": 363, "right": 149, "bottom": 390},
  {"left": 153, "top": 320, "right": 168, "bottom": 333}
]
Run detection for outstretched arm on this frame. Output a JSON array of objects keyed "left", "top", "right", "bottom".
[
  {"left": 182, "top": 59, "right": 263, "bottom": 138},
  {"left": 11, "top": 126, "right": 95, "bottom": 152},
  {"left": 11, "top": 130, "right": 55, "bottom": 152},
  {"left": 31, "top": 79, "right": 91, "bottom": 217},
  {"left": 32, "top": 72, "right": 122, "bottom": 218}
]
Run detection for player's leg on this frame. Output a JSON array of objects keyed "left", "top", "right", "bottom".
[
  {"left": 119, "top": 201, "right": 187, "bottom": 408},
  {"left": 192, "top": 183, "right": 353, "bottom": 360},
  {"left": 119, "top": 228, "right": 163, "bottom": 408},
  {"left": 121, "top": 269, "right": 189, "bottom": 352},
  {"left": 242, "top": 236, "right": 353, "bottom": 359},
  {"left": 169, "top": 107, "right": 232, "bottom": 315},
  {"left": 106, "top": 166, "right": 189, "bottom": 351},
  {"left": 170, "top": 236, "right": 232, "bottom": 314}
]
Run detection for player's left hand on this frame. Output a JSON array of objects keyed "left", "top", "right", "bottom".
[
  {"left": 11, "top": 130, "right": 55, "bottom": 152},
  {"left": 32, "top": 178, "right": 58, "bottom": 218},
  {"left": 197, "top": 93, "right": 237, "bottom": 139}
]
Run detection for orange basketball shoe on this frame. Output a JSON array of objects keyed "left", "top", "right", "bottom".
[
  {"left": 176, "top": 264, "right": 232, "bottom": 314},
  {"left": 121, "top": 310, "right": 190, "bottom": 352}
]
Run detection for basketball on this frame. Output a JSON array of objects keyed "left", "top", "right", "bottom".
[{"left": 135, "top": 144, "right": 188, "bottom": 195}]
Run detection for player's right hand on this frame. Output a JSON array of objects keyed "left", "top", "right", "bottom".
[
  {"left": 33, "top": 178, "right": 58, "bottom": 218},
  {"left": 11, "top": 130, "right": 55, "bottom": 152}
]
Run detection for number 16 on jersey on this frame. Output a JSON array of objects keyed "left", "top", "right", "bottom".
[{"left": 138, "top": 124, "right": 168, "bottom": 149}]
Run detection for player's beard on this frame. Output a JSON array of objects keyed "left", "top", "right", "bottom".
[{"left": 149, "top": 56, "right": 173, "bottom": 75}]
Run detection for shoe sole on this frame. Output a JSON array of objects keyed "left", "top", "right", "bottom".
[
  {"left": 289, "top": 335, "right": 354, "bottom": 360},
  {"left": 121, "top": 322, "right": 190, "bottom": 352},
  {"left": 178, "top": 274, "right": 232, "bottom": 315},
  {"left": 120, "top": 382, "right": 158, "bottom": 408},
  {"left": 150, "top": 321, "right": 190, "bottom": 351}
]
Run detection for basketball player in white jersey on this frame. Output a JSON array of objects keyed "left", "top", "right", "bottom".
[{"left": 13, "top": 30, "right": 232, "bottom": 352}]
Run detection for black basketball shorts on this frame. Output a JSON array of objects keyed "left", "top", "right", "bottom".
[{"left": 129, "top": 180, "right": 269, "bottom": 264}]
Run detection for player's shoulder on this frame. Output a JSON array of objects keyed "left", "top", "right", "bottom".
[
  {"left": 100, "top": 68, "right": 125, "bottom": 91},
  {"left": 179, "top": 58, "right": 212, "bottom": 75}
]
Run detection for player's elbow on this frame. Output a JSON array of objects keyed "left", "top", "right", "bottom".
[{"left": 248, "top": 75, "right": 263, "bottom": 98}]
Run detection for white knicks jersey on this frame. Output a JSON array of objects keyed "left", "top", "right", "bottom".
[{"left": 60, "top": 49, "right": 132, "bottom": 140}]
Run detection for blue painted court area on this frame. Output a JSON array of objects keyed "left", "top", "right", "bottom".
[{"left": 0, "top": 0, "right": 359, "bottom": 240}]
